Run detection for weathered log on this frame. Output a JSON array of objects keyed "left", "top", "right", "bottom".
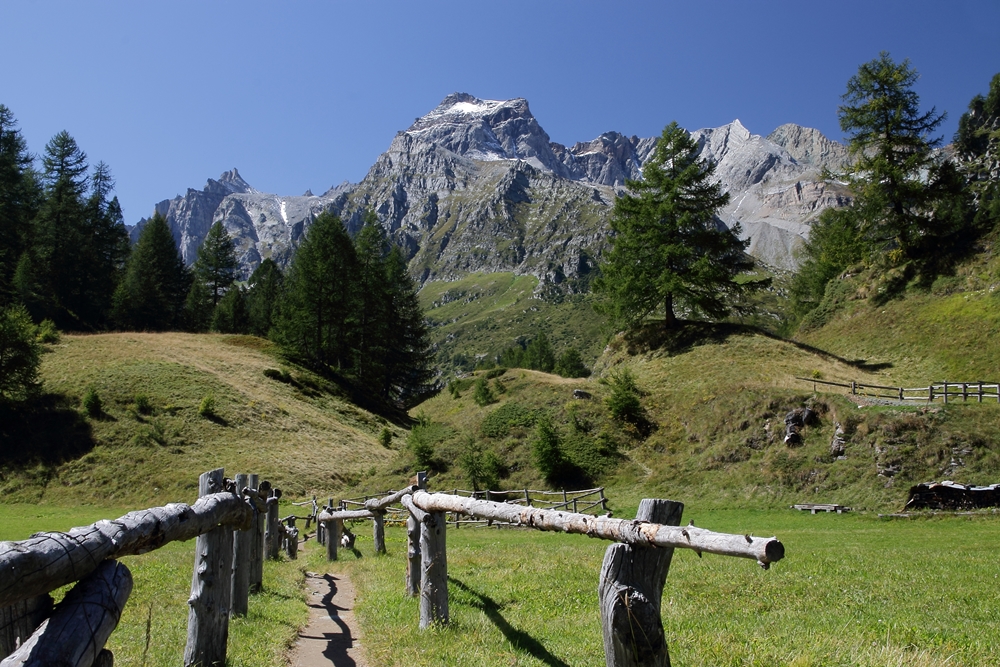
[
  {"left": 599, "top": 499, "right": 683, "bottom": 667},
  {"left": 285, "top": 527, "right": 298, "bottom": 560},
  {"left": 1, "top": 560, "right": 132, "bottom": 667},
  {"left": 405, "top": 472, "right": 427, "bottom": 598},
  {"left": 372, "top": 512, "right": 386, "bottom": 555},
  {"left": 230, "top": 473, "right": 252, "bottom": 618},
  {"left": 410, "top": 491, "right": 784, "bottom": 567},
  {"left": 0, "top": 594, "right": 52, "bottom": 657},
  {"left": 0, "top": 493, "right": 252, "bottom": 610},
  {"left": 264, "top": 496, "right": 281, "bottom": 561},
  {"left": 419, "top": 511, "right": 448, "bottom": 628},
  {"left": 400, "top": 495, "right": 430, "bottom": 524},
  {"left": 247, "top": 475, "right": 265, "bottom": 594},
  {"left": 93, "top": 650, "right": 113, "bottom": 667},
  {"left": 316, "top": 509, "right": 374, "bottom": 522},
  {"left": 323, "top": 520, "right": 342, "bottom": 561},
  {"left": 184, "top": 469, "right": 235, "bottom": 667},
  {"left": 364, "top": 485, "right": 418, "bottom": 511}
]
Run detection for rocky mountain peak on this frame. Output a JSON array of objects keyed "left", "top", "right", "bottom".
[{"left": 767, "top": 123, "right": 851, "bottom": 171}]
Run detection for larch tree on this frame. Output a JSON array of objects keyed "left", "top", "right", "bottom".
[
  {"left": 112, "top": 212, "right": 190, "bottom": 330},
  {"left": 595, "top": 121, "right": 756, "bottom": 331},
  {"left": 0, "top": 106, "right": 40, "bottom": 309}
]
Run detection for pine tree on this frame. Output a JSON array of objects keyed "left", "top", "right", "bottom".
[
  {"left": 353, "top": 212, "right": 391, "bottom": 391},
  {"left": 0, "top": 106, "right": 40, "bottom": 309},
  {"left": 381, "top": 245, "right": 434, "bottom": 404},
  {"left": 955, "top": 72, "right": 1000, "bottom": 232},
  {"left": 245, "top": 258, "right": 283, "bottom": 337},
  {"left": 193, "top": 221, "right": 239, "bottom": 307},
  {"left": 212, "top": 286, "right": 249, "bottom": 333},
  {"left": 78, "top": 162, "right": 130, "bottom": 327},
  {"left": 595, "top": 122, "right": 756, "bottom": 331},
  {"left": 276, "top": 211, "right": 359, "bottom": 370},
  {"left": 554, "top": 348, "right": 589, "bottom": 378},
  {"left": 523, "top": 332, "right": 555, "bottom": 372},
  {"left": 112, "top": 212, "right": 190, "bottom": 330}
]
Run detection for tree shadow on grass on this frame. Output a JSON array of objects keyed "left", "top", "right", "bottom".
[
  {"left": 0, "top": 393, "right": 96, "bottom": 466},
  {"left": 623, "top": 320, "right": 893, "bottom": 372},
  {"left": 449, "top": 577, "right": 571, "bottom": 667}
]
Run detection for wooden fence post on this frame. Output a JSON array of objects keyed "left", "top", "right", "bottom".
[
  {"left": 324, "top": 520, "right": 341, "bottom": 561},
  {"left": 230, "top": 473, "right": 252, "bottom": 617},
  {"left": 406, "top": 472, "right": 427, "bottom": 597},
  {"left": 265, "top": 491, "right": 281, "bottom": 561},
  {"left": 184, "top": 468, "right": 235, "bottom": 667},
  {"left": 0, "top": 594, "right": 53, "bottom": 657},
  {"left": 373, "top": 511, "right": 386, "bottom": 554},
  {"left": 284, "top": 518, "right": 298, "bottom": 560},
  {"left": 248, "top": 475, "right": 265, "bottom": 594},
  {"left": 419, "top": 510, "right": 448, "bottom": 628},
  {"left": 598, "top": 498, "right": 684, "bottom": 667}
]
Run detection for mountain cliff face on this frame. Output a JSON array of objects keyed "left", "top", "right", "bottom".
[{"left": 134, "top": 93, "right": 851, "bottom": 285}]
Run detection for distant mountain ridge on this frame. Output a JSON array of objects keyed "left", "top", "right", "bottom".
[{"left": 133, "top": 93, "right": 851, "bottom": 282}]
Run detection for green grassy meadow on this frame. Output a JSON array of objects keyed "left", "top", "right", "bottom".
[{"left": 322, "top": 510, "right": 1000, "bottom": 667}]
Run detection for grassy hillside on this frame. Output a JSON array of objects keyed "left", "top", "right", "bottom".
[
  {"left": 419, "top": 272, "right": 608, "bottom": 376},
  {"left": 407, "top": 320, "right": 1000, "bottom": 512},
  {"left": 0, "top": 333, "right": 404, "bottom": 505}
]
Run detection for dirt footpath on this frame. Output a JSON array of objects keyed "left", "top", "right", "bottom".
[{"left": 289, "top": 570, "right": 367, "bottom": 667}]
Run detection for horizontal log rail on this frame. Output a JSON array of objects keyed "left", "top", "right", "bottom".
[
  {"left": 0, "top": 491, "right": 252, "bottom": 609},
  {"left": 797, "top": 377, "right": 1000, "bottom": 403},
  {"left": 316, "top": 508, "right": 376, "bottom": 522},
  {"left": 410, "top": 491, "right": 784, "bottom": 568}
]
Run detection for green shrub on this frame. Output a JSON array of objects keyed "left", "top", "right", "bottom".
[
  {"left": 134, "top": 393, "right": 153, "bottom": 415},
  {"left": 410, "top": 432, "right": 435, "bottom": 470},
  {"left": 493, "top": 378, "right": 507, "bottom": 394},
  {"left": 481, "top": 402, "right": 536, "bottom": 438},
  {"left": 554, "top": 348, "right": 590, "bottom": 378},
  {"left": 379, "top": 427, "right": 392, "bottom": 448},
  {"left": 484, "top": 367, "right": 507, "bottom": 380},
  {"left": 603, "top": 368, "right": 644, "bottom": 425},
  {"left": 0, "top": 305, "right": 41, "bottom": 403},
  {"left": 458, "top": 438, "right": 503, "bottom": 491},
  {"left": 532, "top": 415, "right": 564, "bottom": 484},
  {"left": 35, "top": 319, "right": 60, "bottom": 344},
  {"left": 198, "top": 394, "right": 216, "bottom": 418},
  {"left": 473, "top": 376, "right": 496, "bottom": 406},
  {"left": 82, "top": 387, "right": 102, "bottom": 418}
]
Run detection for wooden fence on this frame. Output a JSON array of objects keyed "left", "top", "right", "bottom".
[
  {"left": 797, "top": 377, "right": 1000, "bottom": 403},
  {"left": 315, "top": 474, "right": 786, "bottom": 667},
  {"left": 0, "top": 468, "right": 303, "bottom": 667}
]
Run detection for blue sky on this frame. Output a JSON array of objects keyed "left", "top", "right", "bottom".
[{"left": 3, "top": 1, "right": 998, "bottom": 224}]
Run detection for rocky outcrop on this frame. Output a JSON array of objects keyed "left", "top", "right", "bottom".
[{"left": 133, "top": 93, "right": 852, "bottom": 283}]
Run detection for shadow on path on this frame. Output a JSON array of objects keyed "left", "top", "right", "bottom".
[
  {"left": 297, "top": 573, "right": 358, "bottom": 667},
  {"left": 450, "top": 577, "right": 570, "bottom": 667}
]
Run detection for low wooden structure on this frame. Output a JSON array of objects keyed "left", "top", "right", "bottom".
[
  {"left": 792, "top": 503, "right": 851, "bottom": 514},
  {"left": 0, "top": 469, "right": 291, "bottom": 667},
  {"left": 797, "top": 377, "right": 1000, "bottom": 403},
  {"left": 317, "top": 476, "right": 786, "bottom": 667}
]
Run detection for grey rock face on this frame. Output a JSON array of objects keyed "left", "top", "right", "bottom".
[{"left": 134, "top": 93, "right": 851, "bottom": 284}]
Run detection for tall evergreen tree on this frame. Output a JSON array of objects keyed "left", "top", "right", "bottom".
[
  {"left": 78, "top": 162, "right": 130, "bottom": 327},
  {"left": 595, "top": 121, "right": 756, "bottom": 331},
  {"left": 112, "top": 212, "right": 190, "bottom": 330},
  {"left": 245, "top": 258, "right": 283, "bottom": 337},
  {"left": 381, "top": 245, "right": 434, "bottom": 404},
  {"left": 193, "top": 221, "right": 239, "bottom": 307},
  {"left": 0, "top": 106, "right": 40, "bottom": 308},
  {"left": 353, "top": 211, "right": 391, "bottom": 391},
  {"left": 26, "top": 131, "right": 90, "bottom": 326},
  {"left": 955, "top": 72, "right": 1000, "bottom": 232},
  {"left": 277, "top": 211, "right": 359, "bottom": 370}
]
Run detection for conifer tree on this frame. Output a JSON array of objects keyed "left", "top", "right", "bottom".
[
  {"left": 0, "top": 106, "right": 40, "bottom": 309},
  {"left": 353, "top": 211, "right": 391, "bottom": 391},
  {"left": 245, "top": 258, "right": 283, "bottom": 337},
  {"left": 193, "top": 221, "right": 239, "bottom": 307},
  {"left": 112, "top": 212, "right": 190, "bottom": 330},
  {"left": 78, "top": 162, "right": 130, "bottom": 327},
  {"left": 277, "top": 211, "right": 359, "bottom": 370},
  {"left": 381, "top": 245, "right": 434, "bottom": 404},
  {"left": 595, "top": 122, "right": 756, "bottom": 331}
]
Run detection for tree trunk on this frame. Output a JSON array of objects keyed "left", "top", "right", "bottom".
[
  {"left": 664, "top": 294, "right": 676, "bottom": 330},
  {"left": 230, "top": 473, "right": 252, "bottom": 617},
  {"left": 419, "top": 511, "right": 448, "bottom": 628},
  {"left": 184, "top": 469, "right": 235, "bottom": 667},
  {"left": 0, "top": 560, "right": 132, "bottom": 667},
  {"left": 599, "top": 499, "right": 683, "bottom": 667},
  {"left": 0, "top": 594, "right": 52, "bottom": 657}
]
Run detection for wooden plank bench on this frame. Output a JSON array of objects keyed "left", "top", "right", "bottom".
[{"left": 793, "top": 503, "right": 851, "bottom": 514}]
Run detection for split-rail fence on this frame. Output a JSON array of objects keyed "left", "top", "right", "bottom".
[
  {"left": 0, "top": 468, "right": 305, "bottom": 667},
  {"left": 315, "top": 472, "right": 786, "bottom": 667},
  {"left": 797, "top": 377, "right": 1000, "bottom": 403}
]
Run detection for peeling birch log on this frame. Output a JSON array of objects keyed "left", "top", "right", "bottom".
[
  {"left": 230, "top": 473, "right": 252, "bottom": 618},
  {"left": 0, "top": 493, "right": 252, "bottom": 610},
  {"left": 1, "top": 560, "right": 132, "bottom": 667},
  {"left": 0, "top": 594, "right": 52, "bottom": 658},
  {"left": 599, "top": 499, "right": 682, "bottom": 667},
  {"left": 419, "top": 511, "right": 448, "bottom": 628},
  {"left": 265, "top": 496, "right": 281, "bottom": 561},
  {"left": 184, "top": 469, "right": 235, "bottom": 667},
  {"left": 410, "top": 491, "right": 784, "bottom": 567}
]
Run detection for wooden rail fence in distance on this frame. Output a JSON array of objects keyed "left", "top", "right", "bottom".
[{"left": 796, "top": 377, "right": 1000, "bottom": 403}]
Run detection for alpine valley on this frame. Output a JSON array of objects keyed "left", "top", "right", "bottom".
[{"left": 132, "top": 93, "right": 853, "bottom": 368}]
